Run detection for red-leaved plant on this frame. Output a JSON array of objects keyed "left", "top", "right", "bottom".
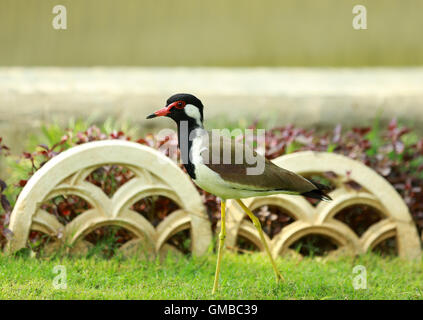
[{"left": 0, "top": 119, "right": 422, "bottom": 255}]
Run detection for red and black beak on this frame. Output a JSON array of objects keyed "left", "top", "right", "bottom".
[
  {"left": 146, "top": 101, "right": 186, "bottom": 119},
  {"left": 146, "top": 106, "right": 170, "bottom": 119}
]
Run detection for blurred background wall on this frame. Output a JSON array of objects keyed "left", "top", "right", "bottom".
[
  {"left": 0, "top": 0, "right": 422, "bottom": 159},
  {"left": 1, "top": 0, "right": 422, "bottom": 67}
]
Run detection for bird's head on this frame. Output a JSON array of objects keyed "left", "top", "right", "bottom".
[{"left": 146, "top": 93, "right": 204, "bottom": 127}]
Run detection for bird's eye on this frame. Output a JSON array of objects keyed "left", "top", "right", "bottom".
[{"left": 175, "top": 101, "right": 185, "bottom": 109}]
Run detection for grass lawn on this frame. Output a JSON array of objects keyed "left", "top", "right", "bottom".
[{"left": 0, "top": 252, "right": 422, "bottom": 300}]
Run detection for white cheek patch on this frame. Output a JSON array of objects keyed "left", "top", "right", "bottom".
[{"left": 184, "top": 104, "right": 202, "bottom": 126}]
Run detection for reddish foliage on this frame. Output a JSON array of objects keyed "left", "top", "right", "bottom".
[
  {"left": 0, "top": 138, "right": 12, "bottom": 247},
  {"left": 86, "top": 165, "right": 135, "bottom": 197},
  {"left": 251, "top": 120, "right": 423, "bottom": 237},
  {"left": 132, "top": 196, "right": 180, "bottom": 227},
  {"left": 0, "top": 118, "right": 422, "bottom": 253},
  {"left": 251, "top": 205, "right": 295, "bottom": 238},
  {"left": 41, "top": 195, "right": 92, "bottom": 226}
]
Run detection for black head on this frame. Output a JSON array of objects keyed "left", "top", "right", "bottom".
[{"left": 146, "top": 93, "right": 204, "bottom": 126}]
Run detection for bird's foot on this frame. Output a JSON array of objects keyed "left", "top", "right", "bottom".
[{"left": 276, "top": 273, "right": 285, "bottom": 283}]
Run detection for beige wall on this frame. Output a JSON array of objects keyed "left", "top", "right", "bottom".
[{"left": 1, "top": 0, "right": 422, "bottom": 66}]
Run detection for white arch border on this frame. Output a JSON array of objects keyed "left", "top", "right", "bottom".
[
  {"left": 226, "top": 151, "right": 421, "bottom": 260},
  {"left": 6, "top": 140, "right": 211, "bottom": 256}
]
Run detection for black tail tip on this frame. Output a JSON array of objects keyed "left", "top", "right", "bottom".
[
  {"left": 301, "top": 190, "right": 332, "bottom": 201},
  {"left": 302, "top": 180, "right": 333, "bottom": 201}
]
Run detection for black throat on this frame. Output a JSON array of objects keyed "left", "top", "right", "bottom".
[{"left": 175, "top": 118, "right": 204, "bottom": 180}]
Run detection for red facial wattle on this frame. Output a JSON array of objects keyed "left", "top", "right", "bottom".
[
  {"left": 146, "top": 100, "right": 186, "bottom": 119},
  {"left": 153, "top": 100, "right": 186, "bottom": 117}
]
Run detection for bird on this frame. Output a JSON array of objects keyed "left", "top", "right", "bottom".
[{"left": 147, "top": 93, "right": 332, "bottom": 294}]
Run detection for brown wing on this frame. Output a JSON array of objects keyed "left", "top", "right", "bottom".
[{"left": 201, "top": 133, "right": 317, "bottom": 194}]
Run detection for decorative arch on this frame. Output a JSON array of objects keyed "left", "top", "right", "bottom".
[
  {"left": 225, "top": 152, "right": 421, "bottom": 259},
  {"left": 6, "top": 140, "right": 211, "bottom": 257}
]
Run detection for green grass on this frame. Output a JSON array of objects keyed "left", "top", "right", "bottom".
[{"left": 0, "top": 252, "right": 422, "bottom": 299}]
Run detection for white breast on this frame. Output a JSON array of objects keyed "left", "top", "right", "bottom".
[
  {"left": 190, "top": 131, "right": 283, "bottom": 199},
  {"left": 189, "top": 131, "right": 231, "bottom": 198}
]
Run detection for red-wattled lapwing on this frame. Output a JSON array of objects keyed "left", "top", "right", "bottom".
[{"left": 147, "top": 93, "right": 332, "bottom": 294}]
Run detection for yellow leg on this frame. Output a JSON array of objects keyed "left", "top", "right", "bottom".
[
  {"left": 236, "top": 199, "right": 284, "bottom": 282},
  {"left": 212, "top": 199, "right": 226, "bottom": 294}
]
